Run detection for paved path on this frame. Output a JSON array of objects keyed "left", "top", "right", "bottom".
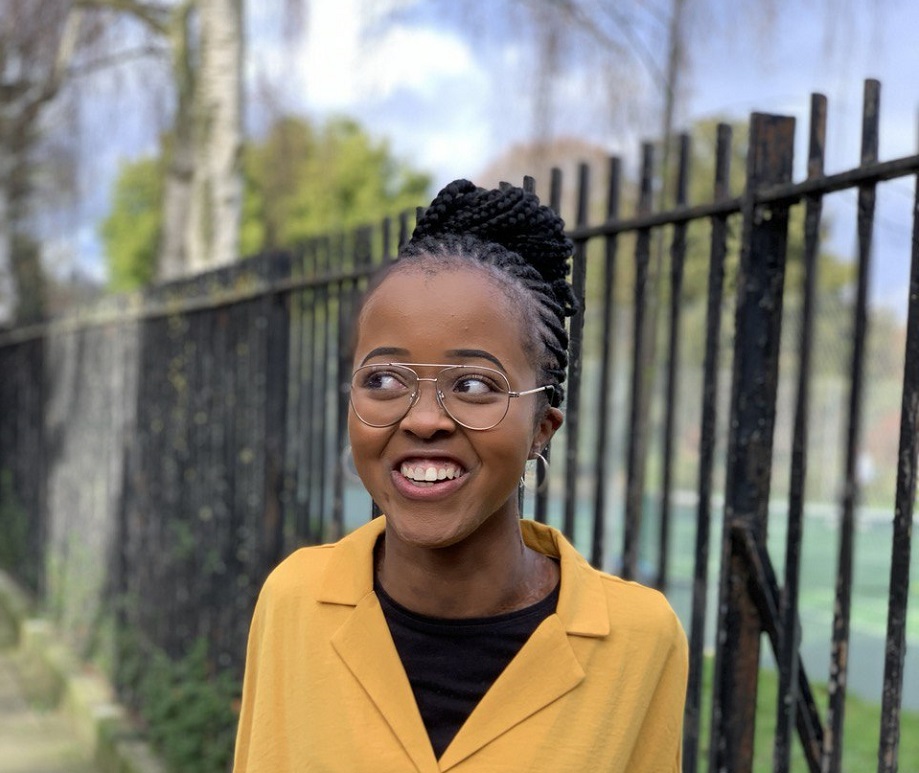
[{"left": 0, "top": 647, "right": 98, "bottom": 773}]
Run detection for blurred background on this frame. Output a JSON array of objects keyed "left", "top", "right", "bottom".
[
  {"left": 1, "top": 0, "right": 916, "bottom": 322},
  {"left": 0, "top": 2, "right": 917, "bottom": 772}
]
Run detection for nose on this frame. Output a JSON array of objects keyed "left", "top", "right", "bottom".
[{"left": 399, "top": 377, "right": 455, "bottom": 437}]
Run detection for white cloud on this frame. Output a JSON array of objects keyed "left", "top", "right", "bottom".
[
  {"left": 299, "top": 0, "right": 365, "bottom": 110},
  {"left": 357, "top": 25, "right": 483, "bottom": 102},
  {"left": 297, "top": 5, "right": 486, "bottom": 112}
]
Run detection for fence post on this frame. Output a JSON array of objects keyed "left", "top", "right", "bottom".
[{"left": 709, "top": 112, "right": 795, "bottom": 772}]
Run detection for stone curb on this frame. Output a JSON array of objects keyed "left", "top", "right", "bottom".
[{"left": 0, "top": 570, "right": 167, "bottom": 773}]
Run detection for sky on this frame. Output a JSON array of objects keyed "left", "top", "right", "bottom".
[{"left": 71, "top": 0, "right": 919, "bottom": 314}]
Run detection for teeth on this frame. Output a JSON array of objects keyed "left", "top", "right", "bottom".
[{"left": 400, "top": 462, "right": 463, "bottom": 483}]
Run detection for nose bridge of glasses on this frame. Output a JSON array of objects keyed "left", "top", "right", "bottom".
[{"left": 409, "top": 374, "right": 449, "bottom": 414}]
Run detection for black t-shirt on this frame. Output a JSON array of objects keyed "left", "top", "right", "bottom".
[{"left": 375, "top": 580, "right": 560, "bottom": 759}]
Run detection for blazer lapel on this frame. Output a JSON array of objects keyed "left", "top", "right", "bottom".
[
  {"left": 437, "top": 614, "right": 585, "bottom": 770},
  {"left": 331, "top": 592, "right": 438, "bottom": 773},
  {"left": 321, "top": 519, "right": 437, "bottom": 772}
]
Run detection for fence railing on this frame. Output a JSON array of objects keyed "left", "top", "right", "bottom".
[{"left": 0, "top": 79, "right": 916, "bottom": 772}]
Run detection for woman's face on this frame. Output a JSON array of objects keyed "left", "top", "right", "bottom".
[{"left": 349, "top": 266, "right": 562, "bottom": 551}]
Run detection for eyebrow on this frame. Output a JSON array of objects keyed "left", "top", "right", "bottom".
[
  {"left": 360, "top": 346, "right": 410, "bottom": 365},
  {"left": 445, "top": 349, "right": 506, "bottom": 372},
  {"left": 359, "top": 347, "right": 507, "bottom": 373}
]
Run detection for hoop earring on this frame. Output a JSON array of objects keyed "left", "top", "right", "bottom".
[
  {"left": 521, "top": 451, "right": 550, "bottom": 494},
  {"left": 341, "top": 445, "right": 362, "bottom": 484}
]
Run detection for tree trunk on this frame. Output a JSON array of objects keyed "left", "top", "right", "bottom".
[
  {"left": 158, "top": 1, "right": 196, "bottom": 282},
  {"left": 158, "top": 0, "right": 243, "bottom": 280},
  {"left": 187, "top": 0, "right": 243, "bottom": 274}
]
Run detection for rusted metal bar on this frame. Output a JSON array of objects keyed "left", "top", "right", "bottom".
[
  {"left": 876, "top": 123, "right": 919, "bottom": 773},
  {"left": 824, "top": 79, "right": 879, "bottom": 773},
  {"left": 774, "top": 92, "right": 827, "bottom": 773},
  {"left": 622, "top": 143, "right": 655, "bottom": 581},
  {"left": 590, "top": 157, "right": 621, "bottom": 568},
  {"left": 535, "top": 167, "right": 564, "bottom": 524},
  {"left": 710, "top": 112, "right": 795, "bottom": 773},
  {"left": 563, "top": 164, "right": 589, "bottom": 540},
  {"left": 733, "top": 526, "right": 824, "bottom": 770},
  {"left": 657, "top": 133, "right": 690, "bottom": 592},
  {"left": 683, "top": 121, "right": 732, "bottom": 773}
]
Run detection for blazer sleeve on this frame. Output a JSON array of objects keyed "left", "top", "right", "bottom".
[
  {"left": 626, "top": 605, "right": 689, "bottom": 773},
  {"left": 233, "top": 586, "right": 268, "bottom": 773}
]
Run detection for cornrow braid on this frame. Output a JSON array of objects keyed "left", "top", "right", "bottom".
[{"left": 398, "top": 179, "right": 578, "bottom": 407}]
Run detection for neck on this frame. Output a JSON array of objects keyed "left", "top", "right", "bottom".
[{"left": 376, "top": 510, "right": 557, "bottom": 618}]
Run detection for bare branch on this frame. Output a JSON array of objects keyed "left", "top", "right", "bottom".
[
  {"left": 74, "top": 0, "right": 172, "bottom": 35},
  {"left": 43, "top": 9, "right": 85, "bottom": 102},
  {"left": 66, "top": 44, "right": 170, "bottom": 78}
]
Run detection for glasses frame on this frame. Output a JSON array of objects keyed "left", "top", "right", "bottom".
[{"left": 349, "top": 362, "right": 554, "bottom": 431}]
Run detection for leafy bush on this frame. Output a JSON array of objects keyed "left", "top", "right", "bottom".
[{"left": 120, "top": 634, "right": 239, "bottom": 773}]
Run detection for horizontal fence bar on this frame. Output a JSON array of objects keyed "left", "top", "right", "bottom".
[
  {"left": 0, "top": 261, "right": 379, "bottom": 347},
  {"left": 568, "top": 152, "right": 919, "bottom": 240},
  {"left": 4, "top": 152, "right": 919, "bottom": 351}
]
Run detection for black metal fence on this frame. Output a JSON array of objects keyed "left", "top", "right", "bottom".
[{"left": 0, "top": 79, "right": 916, "bottom": 772}]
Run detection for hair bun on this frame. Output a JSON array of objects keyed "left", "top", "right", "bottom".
[{"left": 411, "top": 179, "right": 576, "bottom": 319}]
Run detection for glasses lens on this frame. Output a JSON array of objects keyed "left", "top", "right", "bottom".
[
  {"left": 438, "top": 366, "right": 510, "bottom": 430},
  {"left": 350, "top": 364, "right": 416, "bottom": 427}
]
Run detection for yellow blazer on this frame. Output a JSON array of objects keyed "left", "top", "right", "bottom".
[{"left": 234, "top": 517, "right": 687, "bottom": 772}]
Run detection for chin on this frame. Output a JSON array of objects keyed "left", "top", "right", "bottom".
[{"left": 384, "top": 509, "right": 478, "bottom": 551}]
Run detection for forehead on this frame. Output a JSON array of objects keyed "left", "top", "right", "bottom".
[{"left": 354, "top": 266, "right": 530, "bottom": 371}]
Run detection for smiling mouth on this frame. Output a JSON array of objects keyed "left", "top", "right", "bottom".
[{"left": 399, "top": 461, "right": 466, "bottom": 488}]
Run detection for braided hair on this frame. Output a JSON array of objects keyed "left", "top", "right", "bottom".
[{"left": 392, "top": 179, "right": 578, "bottom": 407}]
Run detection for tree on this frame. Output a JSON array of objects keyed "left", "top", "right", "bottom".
[
  {"left": 245, "top": 116, "right": 430, "bottom": 250},
  {"left": 102, "top": 114, "right": 432, "bottom": 289},
  {"left": 80, "top": 0, "right": 245, "bottom": 281},
  {"left": 0, "top": 2, "right": 86, "bottom": 324}
]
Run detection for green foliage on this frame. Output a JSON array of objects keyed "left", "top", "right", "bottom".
[
  {"left": 244, "top": 115, "right": 430, "bottom": 251},
  {"left": 118, "top": 633, "right": 239, "bottom": 773},
  {"left": 101, "top": 116, "right": 431, "bottom": 289},
  {"left": 101, "top": 156, "right": 163, "bottom": 292}
]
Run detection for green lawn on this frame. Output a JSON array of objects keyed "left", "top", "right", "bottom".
[{"left": 694, "top": 661, "right": 919, "bottom": 772}]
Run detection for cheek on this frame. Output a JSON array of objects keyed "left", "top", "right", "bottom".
[
  {"left": 483, "top": 421, "right": 535, "bottom": 477},
  {"left": 348, "top": 414, "right": 384, "bottom": 470}
]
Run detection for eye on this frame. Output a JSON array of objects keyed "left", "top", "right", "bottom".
[
  {"left": 450, "top": 370, "right": 504, "bottom": 399},
  {"left": 359, "top": 368, "right": 411, "bottom": 393}
]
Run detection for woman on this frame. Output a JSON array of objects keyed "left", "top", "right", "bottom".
[{"left": 234, "top": 180, "right": 687, "bottom": 772}]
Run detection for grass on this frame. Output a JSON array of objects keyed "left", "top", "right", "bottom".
[{"left": 694, "top": 659, "right": 919, "bottom": 772}]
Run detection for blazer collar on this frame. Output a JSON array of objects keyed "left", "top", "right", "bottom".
[
  {"left": 319, "top": 516, "right": 611, "bottom": 771},
  {"left": 318, "top": 516, "right": 610, "bottom": 638}
]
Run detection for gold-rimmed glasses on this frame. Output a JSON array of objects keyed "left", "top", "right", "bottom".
[{"left": 349, "top": 363, "right": 554, "bottom": 431}]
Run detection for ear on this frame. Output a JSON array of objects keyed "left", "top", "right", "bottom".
[{"left": 532, "top": 406, "right": 563, "bottom": 454}]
